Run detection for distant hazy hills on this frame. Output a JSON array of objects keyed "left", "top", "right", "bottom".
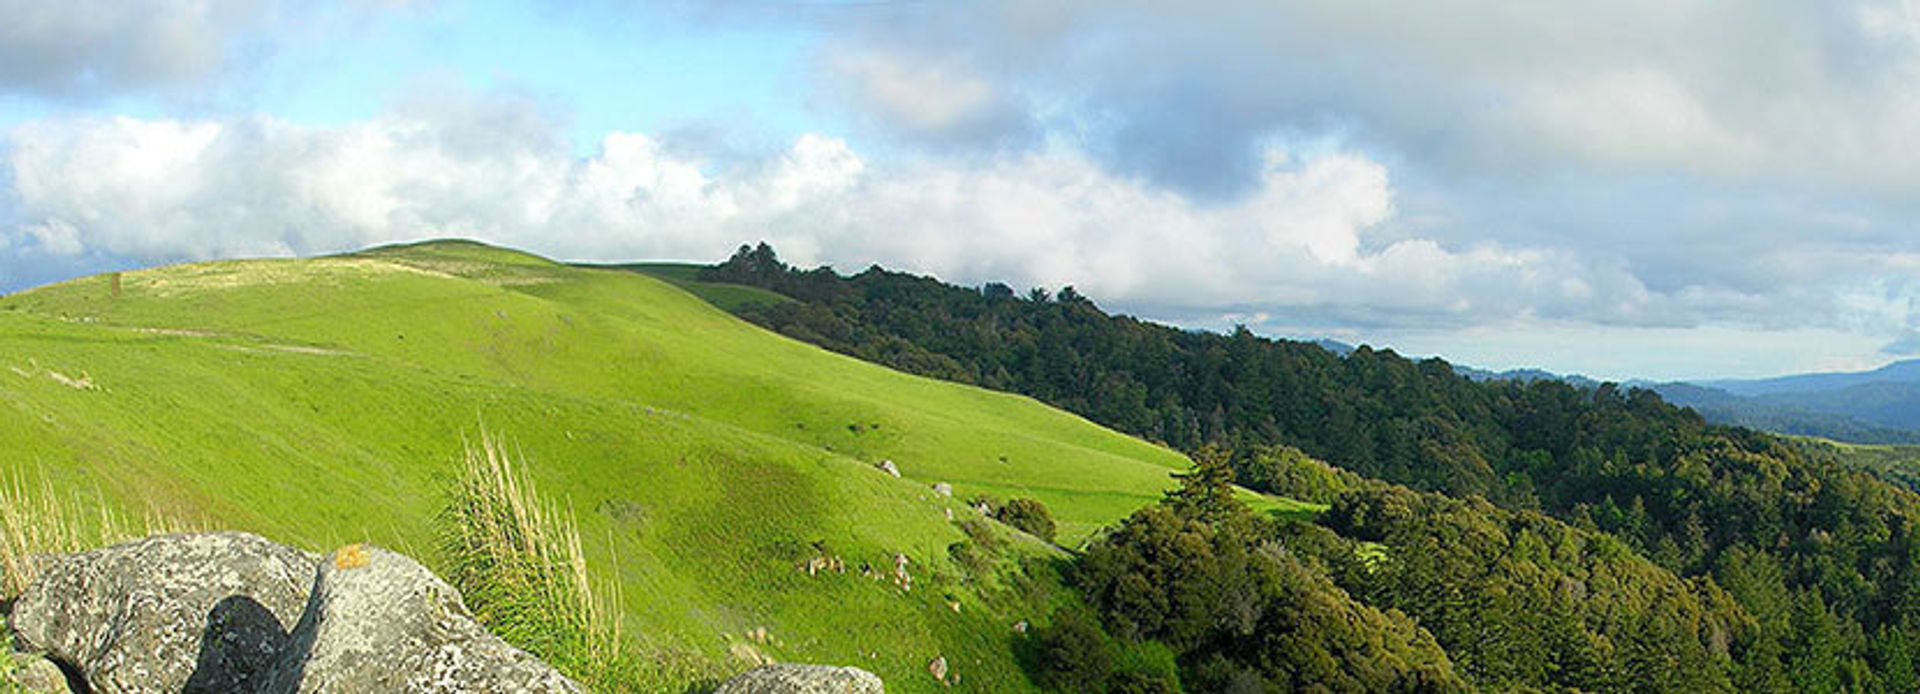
[
  {"left": 1700, "top": 358, "right": 1920, "bottom": 398},
  {"left": 1646, "top": 360, "right": 1920, "bottom": 444},
  {"left": 1410, "top": 347, "right": 1920, "bottom": 445}
]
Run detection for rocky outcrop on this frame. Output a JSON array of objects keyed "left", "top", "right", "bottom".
[
  {"left": 713, "top": 664, "right": 885, "bottom": 694},
  {"left": 7, "top": 532, "right": 316, "bottom": 693},
  {"left": 5, "top": 533, "right": 580, "bottom": 694},
  {"left": 258, "top": 543, "right": 581, "bottom": 693}
]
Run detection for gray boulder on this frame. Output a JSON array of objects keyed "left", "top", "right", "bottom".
[
  {"left": 257, "top": 543, "right": 581, "bottom": 693},
  {"left": 7, "top": 532, "right": 317, "bottom": 694},
  {"left": 714, "top": 664, "right": 885, "bottom": 694}
]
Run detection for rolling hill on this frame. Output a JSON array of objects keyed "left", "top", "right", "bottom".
[{"left": 0, "top": 240, "right": 1310, "bottom": 691}]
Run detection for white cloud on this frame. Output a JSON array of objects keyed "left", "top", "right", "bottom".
[
  {"left": 3, "top": 99, "right": 1658, "bottom": 330},
  {"left": 800, "top": 0, "right": 1920, "bottom": 196},
  {"left": 825, "top": 47, "right": 1035, "bottom": 148},
  {"left": 833, "top": 51, "right": 1004, "bottom": 134},
  {"left": 0, "top": 0, "right": 266, "bottom": 95},
  {"left": 9, "top": 90, "right": 1920, "bottom": 377}
]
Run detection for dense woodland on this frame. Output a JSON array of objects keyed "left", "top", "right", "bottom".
[{"left": 698, "top": 243, "right": 1920, "bottom": 692}]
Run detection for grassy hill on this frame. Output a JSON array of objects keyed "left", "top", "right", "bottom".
[{"left": 0, "top": 240, "right": 1311, "bottom": 691}]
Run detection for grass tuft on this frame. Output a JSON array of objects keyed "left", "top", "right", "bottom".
[
  {"left": 438, "top": 431, "right": 718, "bottom": 692},
  {"left": 0, "top": 474, "right": 194, "bottom": 599}
]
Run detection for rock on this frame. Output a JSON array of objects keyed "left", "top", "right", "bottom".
[
  {"left": 257, "top": 543, "right": 581, "bottom": 693},
  {"left": 9, "top": 655, "right": 77, "bottom": 693},
  {"left": 927, "top": 655, "right": 948, "bottom": 683},
  {"left": 714, "top": 664, "right": 884, "bottom": 694},
  {"left": 876, "top": 460, "right": 900, "bottom": 478},
  {"left": 891, "top": 554, "right": 913, "bottom": 591},
  {"left": 930, "top": 482, "right": 953, "bottom": 498},
  {"left": 7, "top": 532, "right": 317, "bottom": 694}
]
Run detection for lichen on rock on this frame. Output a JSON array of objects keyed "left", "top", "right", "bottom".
[
  {"left": 256, "top": 542, "right": 582, "bottom": 693},
  {"left": 7, "top": 531, "right": 316, "bottom": 694}
]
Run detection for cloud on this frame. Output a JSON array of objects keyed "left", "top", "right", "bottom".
[
  {"left": 10, "top": 88, "right": 1920, "bottom": 377},
  {"left": 0, "top": 0, "right": 270, "bottom": 96},
  {"left": 0, "top": 0, "right": 420, "bottom": 100},
  {"left": 4, "top": 96, "right": 1682, "bottom": 332},
  {"left": 795, "top": 0, "right": 1920, "bottom": 200},
  {"left": 826, "top": 48, "right": 1035, "bottom": 149}
]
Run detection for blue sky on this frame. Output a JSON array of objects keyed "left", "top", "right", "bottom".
[{"left": 2, "top": 0, "right": 1919, "bottom": 382}]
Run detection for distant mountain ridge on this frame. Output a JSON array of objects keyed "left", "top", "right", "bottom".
[
  {"left": 1451, "top": 363, "right": 1602, "bottom": 389},
  {"left": 1652, "top": 359, "right": 1920, "bottom": 444},
  {"left": 1311, "top": 344, "right": 1920, "bottom": 445},
  {"left": 1701, "top": 358, "right": 1920, "bottom": 397}
]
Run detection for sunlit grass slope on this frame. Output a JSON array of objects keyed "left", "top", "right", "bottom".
[{"left": 0, "top": 239, "right": 1306, "bottom": 691}]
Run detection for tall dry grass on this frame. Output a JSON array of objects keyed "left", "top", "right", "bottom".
[
  {"left": 0, "top": 474, "right": 193, "bottom": 599},
  {"left": 438, "top": 431, "right": 716, "bottom": 692}
]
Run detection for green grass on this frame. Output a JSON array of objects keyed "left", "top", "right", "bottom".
[
  {"left": 586, "top": 263, "right": 791, "bottom": 312},
  {"left": 0, "top": 240, "right": 1311, "bottom": 692},
  {"left": 0, "top": 618, "right": 20, "bottom": 694}
]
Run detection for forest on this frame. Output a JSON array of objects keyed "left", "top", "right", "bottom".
[{"left": 699, "top": 243, "right": 1920, "bottom": 692}]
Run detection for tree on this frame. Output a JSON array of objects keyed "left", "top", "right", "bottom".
[{"left": 1167, "top": 444, "right": 1243, "bottom": 528}]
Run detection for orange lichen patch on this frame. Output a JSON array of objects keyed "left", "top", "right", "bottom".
[{"left": 334, "top": 543, "right": 371, "bottom": 570}]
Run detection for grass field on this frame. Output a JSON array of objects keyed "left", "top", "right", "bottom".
[
  {"left": 580, "top": 262, "right": 791, "bottom": 312},
  {"left": 0, "top": 240, "right": 1314, "bottom": 691}
]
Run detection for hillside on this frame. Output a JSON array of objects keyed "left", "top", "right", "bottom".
[
  {"left": 652, "top": 242, "right": 1920, "bottom": 692},
  {"left": 0, "top": 240, "right": 1311, "bottom": 691}
]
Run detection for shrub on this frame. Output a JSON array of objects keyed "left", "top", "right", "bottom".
[
  {"left": 999, "top": 497, "right": 1057, "bottom": 543},
  {"left": 1037, "top": 609, "right": 1113, "bottom": 692}
]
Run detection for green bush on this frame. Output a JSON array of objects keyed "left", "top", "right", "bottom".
[
  {"left": 999, "top": 498, "right": 1057, "bottom": 543},
  {"left": 1037, "top": 609, "right": 1113, "bottom": 692}
]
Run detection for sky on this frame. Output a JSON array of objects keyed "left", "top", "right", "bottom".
[{"left": 2, "top": 1, "right": 1918, "bottom": 382}]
